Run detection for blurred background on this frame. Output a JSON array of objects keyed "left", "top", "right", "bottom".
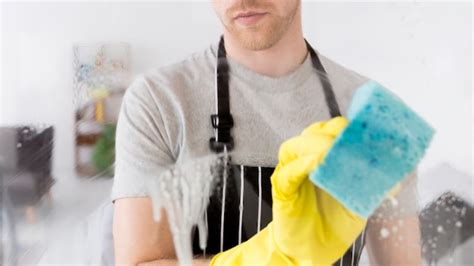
[{"left": 0, "top": 1, "right": 472, "bottom": 265}]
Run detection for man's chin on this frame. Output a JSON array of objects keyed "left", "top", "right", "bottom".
[{"left": 232, "top": 31, "right": 279, "bottom": 51}]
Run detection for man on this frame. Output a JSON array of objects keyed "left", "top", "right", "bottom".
[{"left": 113, "top": 0, "right": 422, "bottom": 265}]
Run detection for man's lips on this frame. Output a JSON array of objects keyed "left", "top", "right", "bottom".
[{"left": 234, "top": 11, "right": 268, "bottom": 26}]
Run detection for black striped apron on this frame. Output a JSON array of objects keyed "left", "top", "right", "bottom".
[{"left": 192, "top": 36, "right": 366, "bottom": 266}]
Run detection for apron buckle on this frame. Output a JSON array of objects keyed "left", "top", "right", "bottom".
[
  {"left": 211, "top": 114, "right": 234, "bottom": 129},
  {"left": 210, "top": 113, "right": 235, "bottom": 152}
]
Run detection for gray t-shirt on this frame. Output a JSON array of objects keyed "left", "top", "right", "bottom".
[{"left": 111, "top": 42, "right": 418, "bottom": 216}]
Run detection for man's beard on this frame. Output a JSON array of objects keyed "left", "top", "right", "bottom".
[{"left": 223, "top": 3, "right": 299, "bottom": 51}]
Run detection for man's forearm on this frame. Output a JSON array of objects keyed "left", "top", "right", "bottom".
[
  {"left": 366, "top": 215, "right": 422, "bottom": 265},
  {"left": 138, "top": 257, "right": 211, "bottom": 266}
]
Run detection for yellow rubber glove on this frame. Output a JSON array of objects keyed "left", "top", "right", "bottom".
[{"left": 211, "top": 117, "right": 367, "bottom": 266}]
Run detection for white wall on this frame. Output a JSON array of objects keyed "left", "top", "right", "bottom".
[
  {"left": 302, "top": 2, "right": 473, "bottom": 177},
  {"left": 1, "top": 2, "right": 472, "bottom": 183},
  {"left": 1, "top": 2, "right": 221, "bottom": 177}
]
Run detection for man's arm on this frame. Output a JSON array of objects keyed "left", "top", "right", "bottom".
[
  {"left": 113, "top": 198, "right": 175, "bottom": 265},
  {"left": 113, "top": 197, "right": 212, "bottom": 266},
  {"left": 365, "top": 171, "right": 423, "bottom": 265},
  {"left": 111, "top": 76, "right": 192, "bottom": 265},
  {"left": 365, "top": 215, "right": 422, "bottom": 266},
  {"left": 139, "top": 258, "right": 211, "bottom": 266}
]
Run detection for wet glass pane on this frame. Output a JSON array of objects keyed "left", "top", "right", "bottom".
[{"left": 1, "top": 2, "right": 472, "bottom": 266}]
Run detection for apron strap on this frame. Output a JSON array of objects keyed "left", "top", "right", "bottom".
[
  {"left": 210, "top": 35, "right": 342, "bottom": 153},
  {"left": 305, "top": 39, "right": 342, "bottom": 117},
  {"left": 210, "top": 36, "right": 234, "bottom": 153}
]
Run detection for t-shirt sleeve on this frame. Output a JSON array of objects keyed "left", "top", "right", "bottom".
[{"left": 111, "top": 75, "right": 175, "bottom": 202}]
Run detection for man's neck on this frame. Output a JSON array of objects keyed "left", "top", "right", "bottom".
[{"left": 223, "top": 19, "right": 307, "bottom": 78}]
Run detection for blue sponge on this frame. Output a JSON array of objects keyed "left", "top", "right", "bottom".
[{"left": 309, "top": 80, "right": 435, "bottom": 218}]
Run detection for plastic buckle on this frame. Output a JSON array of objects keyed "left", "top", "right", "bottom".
[
  {"left": 209, "top": 114, "right": 234, "bottom": 153},
  {"left": 211, "top": 114, "right": 234, "bottom": 130}
]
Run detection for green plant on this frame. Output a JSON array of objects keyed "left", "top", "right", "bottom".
[{"left": 92, "top": 123, "right": 116, "bottom": 176}]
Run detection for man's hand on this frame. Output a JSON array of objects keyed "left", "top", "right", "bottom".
[
  {"left": 271, "top": 116, "right": 367, "bottom": 264},
  {"left": 211, "top": 117, "right": 367, "bottom": 265}
]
